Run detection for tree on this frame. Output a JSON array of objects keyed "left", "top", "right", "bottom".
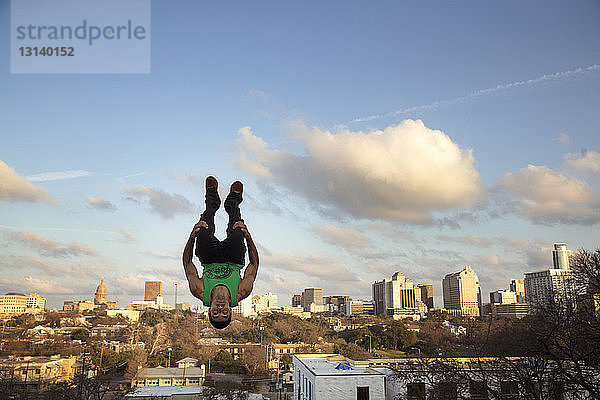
[
  {"left": 125, "top": 347, "right": 147, "bottom": 381},
  {"left": 239, "top": 346, "right": 267, "bottom": 376},
  {"left": 392, "top": 248, "right": 600, "bottom": 399},
  {"left": 333, "top": 338, "right": 370, "bottom": 361}
]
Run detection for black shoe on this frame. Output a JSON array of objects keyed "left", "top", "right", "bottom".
[
  {"left": 230, "top": 181, "right": 243, "bottom": 194},
  {"left": 206, "top": 176, "right": 218, "bottom": 190}
]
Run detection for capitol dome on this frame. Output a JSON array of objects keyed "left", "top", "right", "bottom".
[{"left": 94, "top": 279, "right": 108, "bottom": 304}]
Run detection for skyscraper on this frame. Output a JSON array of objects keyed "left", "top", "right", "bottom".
[
  {"left": 442, "top": 265, "right": 482, "bottom": 317},
  {"left": 509, "top": 279, "right": 526, "bottom": 303},
  {"left": 302, "top": 288, "right": 323, "bottom": 311},
  {"left": 417, "top": 284, "right": 434, "bottom": 310},
  {"left": 372, "top": 272, "right": 420, "bottom": 316},
  {"left": 525, "top": 243, "right": 575, "bottom": 313},
  {"left": 292, "top": 294, "right": 302, "bottom": 307},
  {"left": 552, "top": 243, "right": 570, "bottom": 269},
  {"left": 144, "top": 281, "right": 162, "bottom": 301}
]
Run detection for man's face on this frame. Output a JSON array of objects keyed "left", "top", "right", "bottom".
[{"left": 210, "top": 294, "right": 230, "bottom": 322}]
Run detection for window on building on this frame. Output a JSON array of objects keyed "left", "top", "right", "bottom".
[
  {"left": 469, "top": 380, "right": 489, "bottom": 400},
  {"left": 432, "top": 382, "right": 457, "bottom": 400},
  {"left": 500, "top": 381, "right": 519, "bottom": 399},
  {"left": 357, "top": 386, "right": 369, "bottom": 400},
  {"left": 407, "top": 382, "right": 426, "bottom": 400}
]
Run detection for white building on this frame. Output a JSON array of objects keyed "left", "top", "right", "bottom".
[
  {"left": 372, "top": 272, "right": 420, "bottom": 316},
  {"left": 232, "top": 296, "right": 254, "bottom": 317},
  {"left": 524, "top": 243, "right": 576, "bottom": 312},
  {"left": 253, "top": 292, "right": 278, "bottom": 313},
  {"left": 524, "top": 268, "right": 575, "bottom": 310},
  {"left": 132, "top": 357, "right": 205, "bottom": 387},
  {"left": 0, "top": 292, "right": 46, "bottom": 315},
  {"left": 106, "top": 309, "right": 141, "bottom": 322},
  {"left": 552, "top": 242, "right": 570, "bottom": 269},
  {"left": 442, "top": 266, "right": 482, "bottom": 317},
  {"left": 293, "top": 354, "right": 385, "bottom": 400},
  {"left": 128, "top": 295, "right": 173, "bottom": 311}
]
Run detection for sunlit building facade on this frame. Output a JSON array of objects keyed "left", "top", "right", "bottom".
[{"left": 442, "top": 265, "right": 482, "bottom": 317}]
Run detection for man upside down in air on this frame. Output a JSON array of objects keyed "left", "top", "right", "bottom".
[{"left": 183, "top": 176, "right": 259, "bottom": 329}]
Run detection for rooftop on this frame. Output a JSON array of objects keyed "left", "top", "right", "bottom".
[
  {"left": 294, "top": 354, "right": 383, "bottom": 376},
  {"left": 136, "top": 367, "right": 204, "bottom": 379}
]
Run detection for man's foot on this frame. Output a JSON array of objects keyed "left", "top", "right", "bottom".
[
  {"left": 230, "top": 181, "right": 243, "bottom": 195},
  {"left": 206, "top": 176, "right": 218, "bottom": 190}
]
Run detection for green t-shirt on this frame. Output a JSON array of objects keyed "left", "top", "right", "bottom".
[{"left": 202, "top": 262, "right": 243, "bottom": 307}]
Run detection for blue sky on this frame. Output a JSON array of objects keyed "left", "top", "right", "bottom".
[{"left": 1, "top": 1, "right": 599, "bottom": 310}]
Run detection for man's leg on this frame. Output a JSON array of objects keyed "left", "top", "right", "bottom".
[
  {"left": 222, "top": 181, "right": 246, "bottom": 265},
  {"left": 195, "top": 176, "right": 223, "bottom": 263},
  {"left": 199, "top": 176, "right": 220, "bottom": 236}
]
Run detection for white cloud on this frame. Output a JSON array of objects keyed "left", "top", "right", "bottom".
[
  {"left": 0, "top": 160, "right": 56, "bottom": 204},
  {"left": 237, "top": 121, "right": 483, "bottom": 223},
  {"left": 499, "top": 237, "right": 553, "bottom": 269},
  {"left": 5, "top": 231, "right": 97, "bottom": 257},
  {"left": 125, "top": 185, "right": 194, "bottom": 219},
  {"left": 116, "top": 229, "right": 137, "bottom": 244},
  {"left": 436, "top": 234, "right": 493, "bottom": 247},
  {"left": 26, "top": 169, "right": 91, "bottom": 182},
  {"left": 0, "top": 276, "right": 73, "bottom": 294},
  {"left": 552, "top": 133, "right": 570, "bottom": 146},
  {"left": 0, "top": 255, "right": 104, "bottom": 280},
  {"left": 496, "top": 165, "right": 600, "bottom": 225},
  {"left": 565, "top": 151, "right": 600, "bottom": 177},
  {"left": 263, "top": 252, "right": 362, "bottom": 282},
  {"left": 86, "top": 196, "right": 116, "bottom": 210},
  {"left": 313, "top": 224, "right": 372, "bottom": 249}
]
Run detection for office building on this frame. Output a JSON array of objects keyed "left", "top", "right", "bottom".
[
  {"left": 345, "top": 300, "right": 374, "bottom": 316},
  {"left": 442, "top": 265, "right": 482, "bottom": 317},
  {"left": 232, "top": 296, "right": 253, "bottom": 317},
  {"left": 292, "top": 294, "right": 303, "bottom": 307},
  {"left": 525, "top": 268, "right": 575, "bottom": 310},
  {"left": 509, "top": 279, "right": 526, "bottom": 303},
  {"left": 63, "top": 300, "right": 95, "bottom": 312},
  {"left": 373, "top": 272, "right": 422, "bottom": 317},
  {"left": 0, "top": 293, "right": 46, "bottom": 315},
  {"left": 552, "top": 242, "right": 570, "bottom": 269},
  {"left": 144, "top": 281, "right": 162, "bottom": 301},
  {"left": 253, "top": 292, "right": 278, "bottom": 313},
  {"left": 416, "top": 284, "right": 434, "bottom": 310},
  {"left": 324, "top": 295, "right": 351, "bottom": 314},
  {"left": 490, "top": 290, "right": 517, "bottom": 305},
  {"left": 524, "top": 243, "right": 576, "bottom": 313},
  {"left": 302, "top": 288, "right": 323, "bottom": 312}
]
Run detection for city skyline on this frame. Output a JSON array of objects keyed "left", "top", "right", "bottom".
[{"left": 1, "top": 2, "right": 599, "bottom": 310}]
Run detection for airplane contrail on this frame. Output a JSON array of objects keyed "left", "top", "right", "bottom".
[{"left": 351, "top": 64, "right": 600, "bottom": 123}]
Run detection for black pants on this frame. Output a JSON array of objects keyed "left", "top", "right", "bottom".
[{"left": 195, "top": 187, "right": 246, "bottom": 265}]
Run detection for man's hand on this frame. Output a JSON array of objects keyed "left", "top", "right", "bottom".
[
  {"left": 192, "top": 220, "right": 208, "bottom": 235},
  {"left": 233, "top": 221, "right": 250, "bottom": 238}
]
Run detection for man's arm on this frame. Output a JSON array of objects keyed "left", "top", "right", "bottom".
[
  {"left": 236, "top": 222, "right": 259, "bottom": 301},
  {"left": 183, "top": 222, "right": 205, "bottom": 300}
]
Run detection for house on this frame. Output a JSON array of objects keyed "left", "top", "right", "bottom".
[
  {"left": 132, "top": 358, "right": 205, "bottom": 388},
  {"left": 293, "top": 354, "right": 386, "bottom": 400}
]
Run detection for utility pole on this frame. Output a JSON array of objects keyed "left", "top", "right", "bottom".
[{"left": 174, "top": 282, "right": 178, "bottom": 308}]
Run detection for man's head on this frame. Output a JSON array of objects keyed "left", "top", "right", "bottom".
[
  {"left": 208, "top": 286, "right": 232, "bottom": 329},
  {"left": 208, "top": 306, "right": 231, "bottom": 329}
]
